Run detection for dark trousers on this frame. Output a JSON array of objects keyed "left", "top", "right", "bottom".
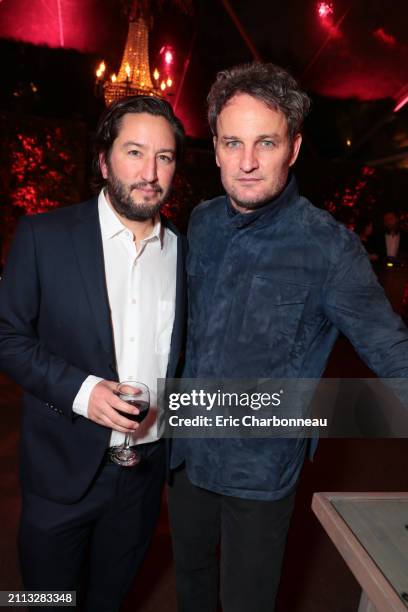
[
  {"left": 168, "top": 467, "right": 296, "bottom": 612},
  {"left": 18, "top": 442, "right": 165, "bottom": 612}
]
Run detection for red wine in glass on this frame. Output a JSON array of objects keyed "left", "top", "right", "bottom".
[
  {"left": 109, "top": 382, "right": 150, "bottom": 467},
  {"left": 117, "top": 398, "right": 149, "bottom": 423}
]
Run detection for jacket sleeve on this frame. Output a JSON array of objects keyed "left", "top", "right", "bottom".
[
  {"left": 0, "top": 216, "right": 88, "bottom": 418},
  {"left": 323, "top": 229, "right": 408, "bottom": 378}
]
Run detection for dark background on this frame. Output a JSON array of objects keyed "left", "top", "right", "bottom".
[{"left": 1, "top": 0, "right": 408, "bottom": 248}]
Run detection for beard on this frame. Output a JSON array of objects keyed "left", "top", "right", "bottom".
[
  {"left": 226, "top": 171, "right": 289, "bottom": 212},
  {"left": 105, "top": 167, "right": 170, "bottom": 222},
  {"left": 228, "top": 190, "right": 276, "bottom": 211}
]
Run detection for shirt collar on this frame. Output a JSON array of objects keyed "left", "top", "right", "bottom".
[
  {"left": 98, "top": 189, "right": 164, "bottom": 247},
  {"left": 225, "top": 173, "right": 299, "bottom": 229},
  {"left": 149, "top": 217, "right": 165, "bottom": 248}
]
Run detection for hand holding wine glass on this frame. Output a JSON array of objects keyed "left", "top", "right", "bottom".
[
  {"left": 87, "top": 380, "right": 141, "bottom": 433},
  {"left": 109, "top": 381, "right": 150, "bottom": 467}
]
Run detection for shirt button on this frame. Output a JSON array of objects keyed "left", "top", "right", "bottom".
[
  {"left": 130, "top": 337, "right": 135, "bottom": 342},
  {"left": 132, "top": 299, "right": 136, "bottom": 304}
]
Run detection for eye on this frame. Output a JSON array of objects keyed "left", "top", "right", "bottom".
[
  {"left": 157, "top": 154, "right": 174, "bottom": 163},
  {"left": 128, "top": 149, "right": 142, "bottom": 157},
  {"left": 225, "top": 140, "right": 241, "bottom": 149},
  {"left": 259, "top": 140, "right": 275, "bottom": 148}
]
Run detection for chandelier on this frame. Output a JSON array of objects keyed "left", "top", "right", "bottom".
[{"left": 96, "top": 16, "right": 167, "bottom": 105}]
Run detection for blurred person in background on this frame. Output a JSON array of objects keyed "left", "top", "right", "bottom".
[
  {"left": 354, "top": 215, "right": 379, "bottom": 262},
  {"left": 373, "top": 210, "right": 408, "bottom": 261}
]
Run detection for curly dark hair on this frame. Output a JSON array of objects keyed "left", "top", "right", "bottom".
[
  {"left": 91, "top": 95, "right": 185, "bottom": 192},
  {"left": 207, "top": 62, "right": 311, "bottom": 142}
]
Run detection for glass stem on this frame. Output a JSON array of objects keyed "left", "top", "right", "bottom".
[{"left": 123, "top": 434, "right": 132, "bottom": 450}]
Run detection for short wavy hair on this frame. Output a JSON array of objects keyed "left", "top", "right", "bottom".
[
  {"left": 207, "top": 62, "right": 311, "bottom": 142},
  {"left": 91, "top": 95, "right": 185, "bottom": 192}
]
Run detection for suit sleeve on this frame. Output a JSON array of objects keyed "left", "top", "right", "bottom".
[
  {"left": 0, "top": 216, "right": 89, "bottom": 418},
  {"left": 323, "top": 230, "right": 408, "bottom": 378}
]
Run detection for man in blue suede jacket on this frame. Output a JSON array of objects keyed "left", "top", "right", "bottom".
[{"left": 168, "top": 62, "right": 408, "bottom": 612}]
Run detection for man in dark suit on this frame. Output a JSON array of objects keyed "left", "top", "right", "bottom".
[
  {"left": 0, "top": 96, "right": 185, "bottom": 611},
  {"left": 373, "top": 210, "right": 408, "bottom": 261}
]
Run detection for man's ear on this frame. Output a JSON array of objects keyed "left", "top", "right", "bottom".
[
  {"left": 99, "top": 152, "right": 108, "bottom": 179},
  {"left": 289, "top": 133, "right": 302, "bottom": 167},
  {"left": 213, "top": 136, "right": 220, "bottom": 168}
]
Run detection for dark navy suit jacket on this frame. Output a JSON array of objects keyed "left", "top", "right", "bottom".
[
  {"left": 372, "top": 230, "right": 408, "bottom": 260},
  {"left": 0, "top": 198, "right": 186, "bottom": 503}
]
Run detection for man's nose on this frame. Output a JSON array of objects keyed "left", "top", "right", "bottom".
[
  {"left": 240, "top": 146, "right": 259, "bottom": 173},
  {"left": 141, "top": 157, "right": 158, "bottom": 183}
]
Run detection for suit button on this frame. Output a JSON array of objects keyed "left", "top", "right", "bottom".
[{"left": 109, "top": 363, "right": 116, "bottom": 373}]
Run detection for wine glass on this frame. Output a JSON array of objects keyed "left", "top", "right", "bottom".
[{"left": 109, "top": 381, "right": 150, "bottom": 467}]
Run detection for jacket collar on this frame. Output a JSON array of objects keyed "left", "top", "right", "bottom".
[{"left": 70, "top": 197, "right": 114, "bottom": 356}]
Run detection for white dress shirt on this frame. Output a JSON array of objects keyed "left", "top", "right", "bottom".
[{"left": 73, "top": 189, "right": 177, "bottom": 446}]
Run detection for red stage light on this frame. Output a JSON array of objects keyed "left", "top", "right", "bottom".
[
  {"left": 0, "top": 0, "right": 123, "bottom": 53},
  {"left": 160, "top": 46, "right": 174, "bottom": 66},
  {"left": 394, "top": 94, "right": 408, "bottom": 113},
  {"left": 373, "top": 27, "right": 397, "bottom": 47},
  {"left": 317, "top": 2, "right": 334, "bottom": 19}
]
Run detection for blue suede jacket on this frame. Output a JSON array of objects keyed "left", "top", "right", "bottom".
[{"left": 170, "top": 175, "right": 408, "bottom": 500}]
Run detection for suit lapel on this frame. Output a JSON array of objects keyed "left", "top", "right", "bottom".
[
  {"left": 71, "top": 199, "right": 114, "bottom": 356},
  {"left": 168, "top": 230, "right": 187, "bottom": 376}
]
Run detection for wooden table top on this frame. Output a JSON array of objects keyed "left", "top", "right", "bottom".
[{"left": 312, "top": 492, "right": 408, "bottom": 611}]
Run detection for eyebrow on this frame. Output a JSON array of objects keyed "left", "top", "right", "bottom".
[
  {"left": 123, "top": 141, "right": 145, "bottom": 148},
  {"left": 221, "top": 134, "right": 283, "bottom": 142},
  {"left": 122, "top": 141, "right": 176, "bottom": 154}
]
